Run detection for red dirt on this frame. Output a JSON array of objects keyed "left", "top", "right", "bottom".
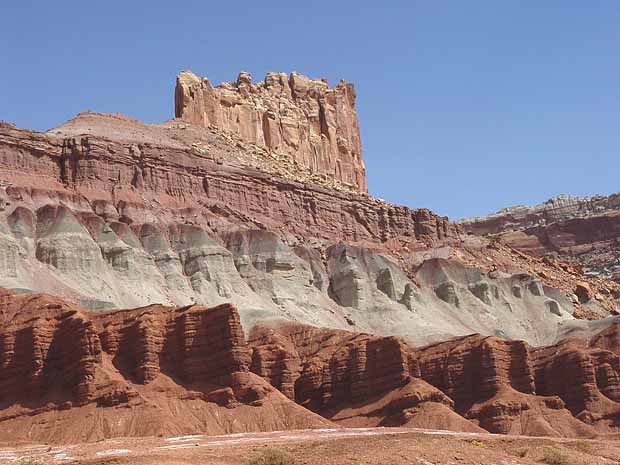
[{"left": 3, "top": 428, "right": 620, "bottom": 465}]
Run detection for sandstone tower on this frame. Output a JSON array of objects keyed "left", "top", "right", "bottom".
[{"left": 175, "top": 70, "right": 367, "bottom": 192}]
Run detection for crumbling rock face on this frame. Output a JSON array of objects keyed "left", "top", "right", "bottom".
[
  {"left": 175, "top": 70, "right": 367, "bottom": 192},
  {"left": 459, "top": 193, "right": 620, "bottom": 287},
  {"left": 3, "top": 134, "right": 587, "bottom": 347},
  {"left": 0, "top": 291, "right": 331, "bottom": 443},
  {"left": 249, "top": 320, "right": 620, "bottom": 437},
  {"left": 247, "top": 323, "right": 480, "bottom": 432},
  {"left": 0, "top": 114, "right": 457, "bottom": 247},
  {"left": 6, "top": 290, "right": 620, "bottom": 442},
  {"left": 0, "top": 172, "right": 606, "bottom": 347},
  {"left": 225, "top": 230, "right": 344, "bottom": 328}
]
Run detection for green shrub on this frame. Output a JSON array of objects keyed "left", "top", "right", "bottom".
[
  {"left": 248, "top": 448, "right": 294, "bottom": 465},
  {"left": 468, "top": 439, "right": 487, "bottom": 448},
  {"left": 508, "top": 447, "right": 528, "bottom": 458},
  {"left": 571, "top": 439, "right": 593, "bottom": 454},
  {"left": 541, "top": 447, "right": 571, "bottom": 465}
]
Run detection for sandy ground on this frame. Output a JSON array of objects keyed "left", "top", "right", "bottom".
[{"left": 2, "top": 427, "right": 620, "bottom": 465}]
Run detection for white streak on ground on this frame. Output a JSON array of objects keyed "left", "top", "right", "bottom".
[
  {"left": 165, "top": 435, "right": 204, "bottom": 443},
  {"left": 95, "top": 449, "right": 132, "bottom": 456}
]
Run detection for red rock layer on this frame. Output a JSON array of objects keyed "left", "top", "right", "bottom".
[
  {"left": 175, "top": 71, "right": 367, "bottom": 192},
  {"left": 95, "top": 303, "right": 250, "bottom": 389},
  {"left": 249, "top": 324, "right": 416, "bottom": 406},
  {"left": 6, "top": 289, "right": 620, "bottom": 441},
  {"left": 0, "top": 120, "right": 456, "bottom": 248},
  {"left": 247, "top": 324, "right": 481, "bottom": 432},
  {"left": 0, "top": 301, "right": 101, "bottom": 406},
  {"left": 0, "top": 291, "right": 332, "bottom": 443},
  {"left": 249, "top": 322, "right": 620, "bottom": 437}
]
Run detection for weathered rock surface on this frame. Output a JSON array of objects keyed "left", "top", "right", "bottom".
[
  {"left": 459, "top": 193, "right": 620, "bottom": 286},
  {"left": 0, "top": 291, "right": 332, "bottom": 443},
  {"left": 249, "top": 319, "right": 620, "bottom": 437},
  {"left": 175, "top": 70, "right": 367, "bottom": 192},
  {"left": 6, "top": 289, "right": 620, "bottom": 441},
  {"left": 2, "top": 73, "right": 620, "bottom": 354},
  {"left": 3, "top": 113, "right": 609, "bottom": 345}
]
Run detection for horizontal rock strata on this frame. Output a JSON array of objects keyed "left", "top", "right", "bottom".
[
  {"left": 249, "top": 321, "right": 620, "bottom": 437},
  {"left": 0, "top": 291, "right": 331, "bottom": 443}
]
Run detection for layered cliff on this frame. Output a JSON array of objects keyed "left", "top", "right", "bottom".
[
  {"left": 175, "top": 70, "right": 367, "bottom": 192},
  {"left": 249, "top": 319, "right": 620, "bottom": 437},
  {"left": 459, "top": 193, "right": 620, "bottom": 283},
  {"left": 0, "top": 291, "right": 331, "bottom": 443},
  {"left": 1, "top": 71, "right": 618, "bottom": 348},
  {"left": 5, "top": 288, "right": 620, "bottom": 442}
]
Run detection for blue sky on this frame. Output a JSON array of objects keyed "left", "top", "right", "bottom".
[{"left": 2, "top": 2, "right": 619, "bottom": 219}]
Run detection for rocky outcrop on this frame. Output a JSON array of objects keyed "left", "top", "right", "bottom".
[
  {"left": 249, "top": 320, "right": 620, "bottom": 437},
  {"left": 459, "top": 193, "right": 620, "bottom": 284},
  {"left": 458, "top": 193, "right": 620, "bottom": 236},
  {"left": 1, "top": 73, "right": 619, "bottom": 350},
  {"left": 0, "top": 291, "right": 332, "bottom": 443},
  {"left": 6, "top": 289, "right": 620, "bottom": 442},
  {"left": 0, "top": 112, "right": 456, "bottom": 253},
  {"left": 175, "top": 70, "right": 367, "bottom": 192},
  {"left": 415, "top": 332, "right": 620, "bottom": 436},
  {"left": 0, "top": 111, "right": 460, "bottom": 338},
  {"left": 4, "top": 109, "right": 598, "bottom": 346},
  {"left": 247, "top": 323, "right": 483, "bottom": 432}
]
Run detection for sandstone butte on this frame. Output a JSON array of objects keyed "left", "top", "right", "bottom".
[
  {"left": 2, "top": 70, "right": 620, "bottom": 446},
  {"left": 175, "top": 70, "right": 367, "bottom": 193}
]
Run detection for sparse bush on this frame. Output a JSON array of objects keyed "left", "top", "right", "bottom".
[
  {"left": 248, "top": 448, "right": 294, "bottom": 465},
  {"left": 8, "top": 460, "right": 48, "bottom": 465},
  {"left": 541, "top": 447, "right": 571, "bottom": 465},
  {"left": 468, "top": 439, "right": 487, "bottom": 448},
  {"left": 508, "top": 447, "right": 528, "bottom": 458},
  {"left": 571, "top": 439, "right": 593, "bottom": 454}
]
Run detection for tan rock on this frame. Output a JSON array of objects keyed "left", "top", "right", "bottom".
[
  {"left": 575, "top": 281, "right": 594, "bottom": 302},
  {"left": 175, "top": 70, "right": 367, "bottom": 192}
]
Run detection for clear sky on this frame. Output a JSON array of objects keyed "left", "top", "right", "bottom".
[{"left": 2, "top": 2, "right": 619, "bottom": 219}]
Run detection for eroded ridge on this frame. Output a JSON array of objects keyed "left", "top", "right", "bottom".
[
  {"left": 249, "top": 321, "right": 620, "bottom": 437},
  {"left": 0, "top": 291, "right": 331, "bottom": 443}
]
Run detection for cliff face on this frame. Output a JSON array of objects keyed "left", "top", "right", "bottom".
[
  {"left": 175, "top": 71, "right": 367, "bottom": 192},
  {"left": 248, "top": 320, "right": 620, "bottom": 437},
  {"left": 0, "top": 291, "right": 331, "bottom": 443},
  {"left": 0, "top": 113, "right": 616, "bottom": 344},
  {"left": 1, "top": 71, "right": 619, "bottom": 357},
  {"left": 0, "top": 114, "right": 474, "bottom": 346},
  {"left": 459, "top": 193, "right": 620, "bottom": 282},
  {"left": 5, "top": 289, "right": 620, "bottom": 442}
]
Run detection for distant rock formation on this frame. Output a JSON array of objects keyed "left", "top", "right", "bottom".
[
  {"left": 458, "top": 193, "right": 620, "bottom": 235},
  {"left": 175, "top": 70, "right": 367, "bottom": 192},
  {"left": 459, "top": 193, "right": 620, "bottom": 281}
]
